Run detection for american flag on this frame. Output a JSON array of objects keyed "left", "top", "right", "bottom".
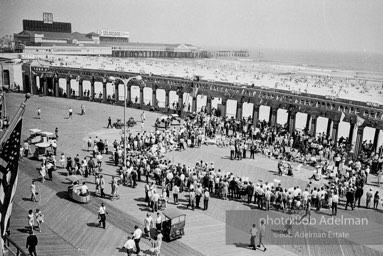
[
  {"left": 0, "top": 118, "right": 22, "bottom": 238},
  {"left": 192, "top": 87, "right": 198, "bottom": 98}
]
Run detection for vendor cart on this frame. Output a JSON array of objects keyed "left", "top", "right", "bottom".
[
  {"left": 28, "top": 128, "right": 42, "bottom": 144},
  {"left": 40, "top": 131, "right": 55, "bottom": 143},
  {"left": 162, "top": 208, "right": 186, "bottom": 241},
  {"left": 34, "top": 142, "right": 51, "bottom": 160}
]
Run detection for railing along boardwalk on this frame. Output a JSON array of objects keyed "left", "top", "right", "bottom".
[
  {"left": 3, "top": 235, "right": 29, "bottom": 256},
  {"left": 8, "top": 204, "right": 79, "bottom": 256}
]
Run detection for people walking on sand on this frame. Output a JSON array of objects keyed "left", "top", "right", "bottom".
[
  {"left": 98, "top": 203, "right": 108, "bottom": 229},
  {"left": 26, "top": 230, "right": 38, "bottom": 256},
  {"left": 28, "top": 209, "right": 34, "bottom": 232},
  {"left": 81, "top": 105, "right": 85, "bottom": 115},
  {"left": 35, "top": 209, "right": 44, "bottom": 232},
  {"left": 30, "top": 181, "right": 37, "bottom": 202}
]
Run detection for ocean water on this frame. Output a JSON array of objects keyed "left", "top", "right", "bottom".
[{"left": 249, "top": 48, "right": 383, "bottom": 74}]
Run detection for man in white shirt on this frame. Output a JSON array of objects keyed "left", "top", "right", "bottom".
[
  {"left": 132, "top": 225, "right": 142, "bottom": 254},
  {"left": 51, "top": 140, "right": 57, "bottom": 155},
  {"left": 332, "top": 192, "right": 339, "bottom": 216},
  {"left": 98, "top": 203, "right": 108, "bottom": 229},
  {"left": 152, "top": 191, "right": 160, "bottom": 212},
  {"left": 79, "top": 182, "right": 89, "bottom": 195},
  {"left": 96, "top": 152, "right": 103, "bottom": 168},
  {"left": 249, "top": 224, "right": 257, "bottom": 250},
  {"left": 123, "top": 236, "right": 136, "bottom": 256}
]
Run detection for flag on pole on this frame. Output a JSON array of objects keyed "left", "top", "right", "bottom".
[
  {"left": 340, "top": 112, "right": 345, "bottom": 123},
  {"left": 192, "top": 87, "right": 198, "bottom": 98},
  {"left": 0, "top": 118, "right": 22, "bottom": 239},
  {"left": 356, "top": 116, "right": 365, "bottom": 127}
]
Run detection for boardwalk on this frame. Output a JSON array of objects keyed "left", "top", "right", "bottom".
[{"left": 4, "top": 93, "right": 383, "bottom": 256}]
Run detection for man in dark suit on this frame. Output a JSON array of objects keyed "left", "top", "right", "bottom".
[{"left": 26, "top": 230, "right": 38, "bottom": 256}]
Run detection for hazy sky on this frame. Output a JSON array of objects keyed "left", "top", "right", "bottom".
[{"left": 0, "top": 0, "right": 382, "bottom": 53}]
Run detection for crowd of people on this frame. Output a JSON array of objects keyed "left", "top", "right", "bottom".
[
  {"left": 22, "top": 98, "right": 383, "bottom": 255},
  {"left": 59, "top": 109, "right": 383, "bottom": 218},
  {"left": 39, "top": 107, "right": 382, "bottom": 217}
]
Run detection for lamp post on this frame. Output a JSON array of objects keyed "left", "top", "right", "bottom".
[
  {"left": 0, "top": 61, "right": 5, "bottom": 123},
  {"left": 109, "top": 75, "right": 142, "bottom": 168},
  {"left": 0, "top": 61, "right": 4, "bottom": 90}
]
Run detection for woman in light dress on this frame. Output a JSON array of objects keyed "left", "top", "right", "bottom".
[
  {"left": 30, "top": 181, "right": 37, "bottom": 202},
  {"left": 35, "top": 209, "right": 44, "bottom": 232},
  {"left": 59, "top": 153, "right": 65, "bottom": 168},
  {"left": 39, "top": 163, "right": 46, "bottom": 183},
  {"left": 27, "top": 209, "right": 34, "bottom": 232},
  {"left": 111, "top": 177, "right": 119, "bottom": 200}
]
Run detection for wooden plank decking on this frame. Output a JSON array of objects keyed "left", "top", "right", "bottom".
[
  {"left": 5, "top": 93, "right": 383, "bottom": 256},
  {"left": 10, "top": 158, "right": 203, "bottom": 256}
]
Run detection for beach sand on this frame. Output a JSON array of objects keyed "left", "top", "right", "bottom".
[{"left": 46, "top": 55, "right": 383, "bottom": 105}]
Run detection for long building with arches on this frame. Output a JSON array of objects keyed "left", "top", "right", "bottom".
[{"left": 20, "top": 62, "right": 383, "bottom": 159}]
